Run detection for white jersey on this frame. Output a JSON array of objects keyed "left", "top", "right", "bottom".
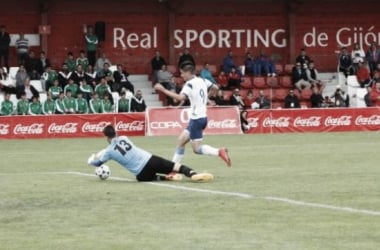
[{"left": 181, "top": 77, "right": 213, "bottom": 119}]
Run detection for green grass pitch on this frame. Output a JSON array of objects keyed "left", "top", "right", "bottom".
[{"left": 1, "top": 132, "right": 380, "bottom": 250}]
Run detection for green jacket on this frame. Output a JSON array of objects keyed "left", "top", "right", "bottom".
[
  {"left": 17, "top": 100, "right": 29, "bottom": 115},
  {"left": 1, "top": 100, "right": 14, "bottom": 115}
]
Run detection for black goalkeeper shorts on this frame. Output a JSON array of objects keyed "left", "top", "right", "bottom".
[{"left": 136, "top": 155, "right": 175, "bottom": 182}]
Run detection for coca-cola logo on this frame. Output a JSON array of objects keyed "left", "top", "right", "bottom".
[
  {"left": 116, "top": 121, "right": 145, "bottom": 131},
  {"left": 48, "top": 123, "right": 78, "bottom": 134},
  {"left": 208, "top": 119, "right": 237, "bottom": 129},
  {"left": 0, "top": 124, "right": 10, "bottom": 135},
  {"left": 355, "top": 115, "right": 380, "bottom": 126},
  {"left": 14, "top": 123, "right": 44, "bottom": 135},
  {"left": 294, "top": 116, "right": 321, "bottom": 127},
  {"left": 82, "top": 121, "right": 111, "bottom": 133},
  {"left": 247, "top": 117, "right": 259, "bottom": 128},
  {"left": 263, "top": 117, "right": 290, "bottom": 128},
  {"left": 325, "top": 116, "right": 352, "bottom": 126}
]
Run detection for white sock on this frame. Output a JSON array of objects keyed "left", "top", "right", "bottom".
[
  {"left": 200, "top": 145, "right": 219, "bottom": 156},
  {"left": 172, "top": 147, "right": 185, "bottom": 163}
]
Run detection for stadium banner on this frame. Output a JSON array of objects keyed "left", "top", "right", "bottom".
[
  {"left": 146, "top": 107, "right": 242, "bottom": 136},
  {"left": 246, "top": 108, "right": 380, "bottom": 134},
  {"left": 0, "top": 113, "right": 145, "bottom": 139}
]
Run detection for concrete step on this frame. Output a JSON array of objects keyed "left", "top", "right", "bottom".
[
  {"left": 129, "top": 74, "right": 149, "bottom": 82},
  {"left": 143, "top": 94, "right": 160, "bottom": 101},
  {"left": 133, "top": 81, "right": 153, "bottom": 89}
]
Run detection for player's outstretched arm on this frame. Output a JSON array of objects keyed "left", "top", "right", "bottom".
[
  {"left": 87, "top": 153, "right": 104, "bottom": 167},
  {"left": 154, "top": 83, "right": 187, "bottom": 101}
]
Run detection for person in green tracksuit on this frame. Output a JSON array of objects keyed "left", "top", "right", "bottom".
[
  {"left": 102, "top": 94, "right": 113, "bottom": 113},
  {"left": 29, "top": 95, "right": 42, "bottom": 115},
  {"left": 49, "top": 79, "right": 63, "bottom": 100},
  {"left": 55, "top": 91, "right": 66, "bottom": 114},
  {"left": 17, "top": 92, "right": 29, "bottom": 115},
  {"left": 95, "top": 77, "right": 111, "bottom": 99},
  {"left": 64, "top": 79, "right": 79, "bottom": 98},
  {"left": 89, "top": 93, "right": 103, "bottom": 113},
  {"left": 1, "top": 92, "right": 14, "bottom": 116},
  {"left": 64, "top": 90, "right": 76, "bottom": 114},
  {"left": 42, "top": 66, "right": 58, "bottom": 91},
  {"left": 79, "top": 80, "right": 93, "bottom": 102},
  {"left": 65, "top": 52, "right": 76, "bottom": 72},
  {"left": 43, "top": 92, "right": 56, "bottom": 115},
  {"left": 76, "top": 91, "right": 89, "bottom": 114},
  {"left": 76, "top": 50, "right": 89, "bottom": 71},
  {"left": 85, "top": 26, "right": 98, "bottom": 67},
  {"left": 118, "top": 91, "right": 130, "bottom": 113}
]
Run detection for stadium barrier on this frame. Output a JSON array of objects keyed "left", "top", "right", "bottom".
[{"left": 1, "top": 107, "right": 380, "bottom": 139}]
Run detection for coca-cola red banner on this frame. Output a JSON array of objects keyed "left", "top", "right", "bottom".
[
  {"left": 246, "top": 108, "right": 380, "bottom": 133},
  {"left": 0, "top": 113, "right": 145, "bottom": 139},
  {"left": 146, "top": 107, "right": 242, "bottom": 136}
]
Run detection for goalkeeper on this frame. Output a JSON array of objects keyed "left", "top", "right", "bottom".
[{"left": 88, "top": 125, "right": 213, "bottom": 182}]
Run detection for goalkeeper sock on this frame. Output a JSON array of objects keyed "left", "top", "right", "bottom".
[
  {"left": 172, "top": 147, "right": 185, "bottom": 163},
  {"left": 179, "top": 165, "right": 196, "bottom": 178}
]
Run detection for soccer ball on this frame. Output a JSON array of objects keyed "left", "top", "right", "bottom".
[{"left": 95, "top": 165, "right": 111, "bottom": 180}]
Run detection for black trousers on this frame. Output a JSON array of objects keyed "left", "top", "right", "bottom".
[
  {"left": 0, "top": 49, "right": 9, "bottom": 71},
  {"left": 87, "top": 50, "right": 96, "bottom": 67},
  {"left": 136, "top": 155, "right": 175, "bottom": 182}
]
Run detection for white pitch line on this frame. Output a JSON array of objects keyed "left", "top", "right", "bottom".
[{"left": 65, "top": 171, "right": 380, "bottom": 217}]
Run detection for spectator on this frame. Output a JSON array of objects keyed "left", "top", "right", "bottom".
[
  {"left": 42, "top": 92, "right": 56, "bottom": 115},
  {"left": 0, "top": 67, "right": 7, "bottom": 81},
  {"left": 58, "top": 63, "right": 72, "bottom": 88},
  {"left": 339, "top": 47, "right": 353, "bottom": 77},
  {"left": 65, "top": 52, "right": 76, "bottom": 72},
  {"left": 17, "top": 92, "right": 29, "bottom": 115},
  {"left": 15, "top": 64, "right": 28, "bottom": 88},
  {"left": 113, "top": 64, "right": 134, "bottom": 93},
  {"left": 89, "top": 92, "right": 103, "bottom": 113},
  {"left": 151, "top": 50, "right": 166, "bottom": 83},
  {"left": 95, "top": 52, "right": 112, "bottom": 73},
  {"left": 306, "top": 61, "right": 325, "bottom": 91},
  {"left": 351, "top": 43, "right": 365, "bottom": 73},
  {"left": 85, "top": 26, "right": 98, "bottom": 66},
  {"left": 292, "top": 62, "right": 310, "bottom": 91},
  {"left": 55, "top": 91, "right": 66, "bottom": 114},
  {"left": 222, "top": 51, "right": 238, "bottom": 74},
  {"left": 16, "top": 77, "right": 39, "bottom": 100},
  {"left": 49, "top": 79, "right": 63, "bottom": 100},
  {"left": 102, "top": 94, "right": 113, "bottom": 113},
  {"left": 296, "top": 48, "right": 312, "bottom": 66},
  {"left": 332, "top": 85, "right": 349, "bottom": 107},
  {"left": 310, "top": 87, "right": 324, "bottom": 108},
  {"left": 37, "top": 51, "right": 51, "bottom": 75},
  {"left": 85, "top": 64, "right": 97, "bottom": 86},
  {"left": 364, "top": 86, "right": 372, "bottom": 107},
  {"left": 284, "top": 89, "right": 300, "bottom": 109},
  {"left": 356, "top": 61, "right": 371, "bottom": 88},
  {"left": 200, "top": 63, "right": 216, "bottom": 84},
  {"left": 63, "top": 89, "right": 76, "bottom": 114},
  {"left": 244, "top": 52, "right": 255, "bottom": 75},
  {"left": 25, "top": 51, "right": 40, "bottom": 80},
  {"left": 130, "top": 90, "right": 146, "bottom": 112},
  {"left": 366, "top": 42, "right": 380, "bottom": 77},
  {"left": 178, "top": 48, "right": 195, "bottom": 67},
  {"left": 76, "top": 50, "right": 89, "bottom": 71},
  {"left": 72, "top": 64, "right": 85, "bottom": 84},
  {"left": 323, "top": 96, "right": 334, "bottom": 107},
  {"left": 254, "top": 50, "right": 276, "bottom": 77},
  {"left": 157, "top": 64, "right": 174, "bottom": 90},
  {"left": 64, "top": 78, "right": 79, "bottom": 98},
  {"left": 79, "top": 79, "right": 93, "bottom": 102},
  {"left": 240, "top": 110, "right": 250, "bottom": 133},
  {"left": 243, "top": 90, "right": 255, "bottom": 109},
  {"left": 1, "top": 92, "right": 14, "bottom": 116},
  {"left": 96, "top": 62, "right": 113, "bottom": 82},
  {"left": 42, "top": 65, "right": 58, "bottom": 91},
  {"left": 95, "top": 77, "right": 112, "bottom": 99},
  {"left": 217, "top": 70, "right": 229, "bottom": 90},
  {"left": 230, "top": 88, "right": 245, "bottom": 109},
  {"left": 28, "top": 95, "right": 42, "bottom": 115},
  {"left": 15, "top": 33, "right": 29, "bottom": 65},
  {"left": 0, "top": 25, "right": 11, "bottom": 72},
  {"left": 118, "top": 91, "right": 131, "bottom": 113},
  {"left": 254, "top": 90, "right": 271, "bottom": 109},
  {"left": 370, "top": 82, "right": 380, "bottom": 107},
  {"left": 228, "top": 67, "right": 241, "bottom": 89},
  {"left": 212, "top": 89, "right": 229, "bottom": 106}
]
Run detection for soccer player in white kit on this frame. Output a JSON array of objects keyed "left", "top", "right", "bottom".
[{"left": 154, "top": 61, "right": 231, "bottom": 167}]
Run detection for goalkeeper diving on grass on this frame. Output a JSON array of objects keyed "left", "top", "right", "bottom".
[{"left": 88, "top": 125, "right": 214, "bottom": 182}]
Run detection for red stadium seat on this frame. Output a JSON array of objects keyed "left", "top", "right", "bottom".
[
  {"left": 240, "top": 76, "right": 253, "bottom": 89},
  {"left": 300, "top": 101, "right": 311, "bottom": 108},
  {"left": 223, "top": 90, "right": 233, "bottom": 100},
  {"left": 167, "top": 65, "right": 177, "bottom": 75},
  {"left": 239, "top": 89, "right": 248, "bottom": 99},
  {"left": 273, "top": 88, "right": 288, "bottom": 101},
  {"left": 284, "top": 64, "right": 294, "bottom": 75},
  {"left": 300, "top": 88, "right": 313, "bottom": 101},
  {"left": 252, "top": 77, "right": 266, "bottom": 89},
  {"left": 272, "top": 102, "right": 283, "bottom": 109},
  {"left": 175, "top": 77, "right": 185, "bottom": 89},
  {"left": 266, "top": 77, "right": 279, "bottom": 88},
  {"left": 208, "top": 65, "right": 218, "bottom": 76},
  {"left": 275, "top": 64, "right": 284, "bottom": 75},
  {"left": 195, "top": 65, "right": 203, "bottom": 75},
  {"left": 279, "top": 76, "right": 293, "bottom": 88}
]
